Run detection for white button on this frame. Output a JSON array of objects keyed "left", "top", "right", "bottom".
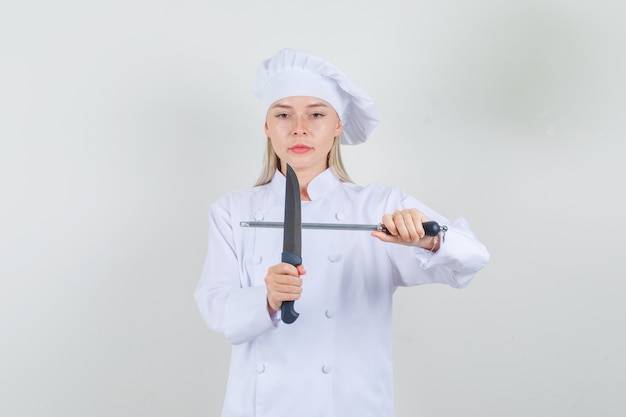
[
  {"left": 252, "top": 256, "right": 262, "bottom": 265},
  {"left": 257, "top": 363, "right": 265, "bottom": 374},
  {"left": 325, "top": 309, "right": 335, "bottom": 319},
  {"left": 328, "top": 253, "right": 342, "bottom": 263},
  {"left": 335, "top": 212, "right": 346, "bottom": 221},
  {"left": 322, "top": 365, "right": 332, "bottom": 374},
  {"left": 254, "top": 212, "right": 264, "bottom": 221}
]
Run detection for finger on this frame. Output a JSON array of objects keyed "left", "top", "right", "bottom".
[
  {"left": 267, "top": 290, "right": 301, "bottom": 312},
  {"left": 266, "top": 273, "right": 302, "bottom": 287},
  {"left": 371, "top": 230, "right": 399, "bottom": 243},
  {"left": 381, "top": 213, "right": 397, "bottom": 236},
  {"left": 409, "top": 209, "right": 429, "bottom": 239},
  {"left": 266, "top": 280, "right": 302, "bottom": 312},
  {"left": 269, "top": 262, "right": 301, "bottom": 277},
  {"left": 270, "top": 282, "right": 303, "bottom": 295},
  {"left": 393, "top": 210, "right": 413, "bottom": 242},
  {"left": 401, "top": 210, "right": 422, "bottom": 241}
]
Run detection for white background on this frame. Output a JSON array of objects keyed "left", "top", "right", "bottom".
[{"left": 1, "top": 1, "right": 625, "bottom": 416}]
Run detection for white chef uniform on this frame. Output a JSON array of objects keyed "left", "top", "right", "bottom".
[{"left": 194, "top": 168, "right": 489, "bottom": 417}]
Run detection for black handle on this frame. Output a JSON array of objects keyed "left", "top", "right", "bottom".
[
  {"left": 422, "top": 221, "right": 442, "bottom": 237},
  {"left": 280, "top": 251, "right": 302, "bottom": 324},
  {"left": 381, "top": 220, "right": 442, "bottom": 237}
]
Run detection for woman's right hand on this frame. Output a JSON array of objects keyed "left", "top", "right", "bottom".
[{"left": 264, "top": 263, "right": 306, "bottom": 314}]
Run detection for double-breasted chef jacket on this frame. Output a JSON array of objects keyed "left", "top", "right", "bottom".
[{"left": 194, "top": 168, "right": 489, "bottom": 417}]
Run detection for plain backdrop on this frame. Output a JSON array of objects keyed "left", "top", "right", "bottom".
[{"left": 1, "top": 1, "right": 625, "bottom": 416}]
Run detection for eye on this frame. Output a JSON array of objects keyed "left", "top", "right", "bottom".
[
  {"left": 310, "top": 112, "right": 324, "bottom": 118},
  {"left": 275, "top": 113, "right": 289, "bottom": 119}
]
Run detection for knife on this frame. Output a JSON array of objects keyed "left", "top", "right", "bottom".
[
  {"left": 241, "top": 220, "right": 447, "bottom": 237},
  {"left": 280, "top": 164, "right": 302, "bottom": 324}
]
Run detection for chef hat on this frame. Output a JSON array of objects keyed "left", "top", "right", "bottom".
[{"left": 252, "top": 48, "right": 380, "bottom": 145}]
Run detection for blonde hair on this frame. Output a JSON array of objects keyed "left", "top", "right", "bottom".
[{"left": 254, "top": 136, "right": 352, "bottom": 186}]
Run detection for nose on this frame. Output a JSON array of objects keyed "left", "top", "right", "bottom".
[{"left": 293, "top": 114, "right": 307, "bottom": 135}]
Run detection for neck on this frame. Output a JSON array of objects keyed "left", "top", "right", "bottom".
[
  {"left": 280, "top": 164, "right": 325, "bottom": 202},
  {"left": 294, "top": 169, "right": 317, "bottom": 202}
]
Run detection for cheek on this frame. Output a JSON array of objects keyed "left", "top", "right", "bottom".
[
  {"left": 265, "top": 123, "right": 285, "bottom": 143},
  {"left": 321, "top": 135, "right": 335, "bottom": 153},
  {"left": 267, "top": 123, "right": 293, "bottom": 141},
  {"left": 268, "top": 136, "right": 280, "bottom": 152},
  {"left": 265, "top": 121, "right": 276, "bottom": 136},
  {"left": 268, "top": 136, "right": 288, "bottom": 161}
]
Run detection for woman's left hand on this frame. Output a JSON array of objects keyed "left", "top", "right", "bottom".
[{"left": 371, "top": 208, "right": 440, "bottom": 251}]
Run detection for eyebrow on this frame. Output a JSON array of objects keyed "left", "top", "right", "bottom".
[{"left": 270, "top": 102, "right": 331, "bottom": 110}]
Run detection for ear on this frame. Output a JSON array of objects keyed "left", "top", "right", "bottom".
[
  {"left": 335, "top": 118, "right": 343, "bottom": 137},
  {"left": 264, "top": 122, "right": 269, "bottom": 137}
]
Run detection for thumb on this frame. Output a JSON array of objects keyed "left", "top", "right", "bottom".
[{"left": 371, "top": 231, "right": 396, "bottom": 243}]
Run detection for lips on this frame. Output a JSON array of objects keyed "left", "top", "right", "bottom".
[{"left": 289, "top": 145, "right": 312, "bottom": 154}]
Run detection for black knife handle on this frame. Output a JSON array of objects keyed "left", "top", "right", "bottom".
[
  {"left": 280, "top": 251, "right": 302, "bottom": 324},
  {"left": 380, "top": 220, "right": 444, "bottom": 237}
]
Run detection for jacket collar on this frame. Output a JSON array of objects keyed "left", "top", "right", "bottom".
[{"left": 269, "top": 168, "right": 341, "bottom": 201}]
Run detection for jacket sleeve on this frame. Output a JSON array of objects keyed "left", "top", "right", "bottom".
[
  {"left": 193, "top": 197, "right": 278, "bottom": 345},
  {"left": 386, "top": 191, "right": 490, "bottom": 288}
]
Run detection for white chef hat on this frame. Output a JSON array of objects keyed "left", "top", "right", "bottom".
[{"left": 252, "top": 48, "right": 380, "bottom": 145}]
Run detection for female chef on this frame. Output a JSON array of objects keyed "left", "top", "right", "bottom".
[{"left": 194, "top": 48, "right": 489, "bottom": 417}]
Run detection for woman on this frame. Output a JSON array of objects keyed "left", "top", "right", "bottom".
[{"left": 194, "top": 48, "right": 489, "bottom": 417}]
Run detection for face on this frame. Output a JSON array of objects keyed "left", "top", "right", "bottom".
[{"left": 265, "top": 96, "right": 342, "bottom": 176}]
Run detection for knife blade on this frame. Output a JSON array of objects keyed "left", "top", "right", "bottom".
[
  {"left": 241, "top": 220, "right": 447, "bottom": 237},
  {"left": 280, "top": 164, "right": 302, "bottom": 324}
]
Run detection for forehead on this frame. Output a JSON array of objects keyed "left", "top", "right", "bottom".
[{"left": 269, "top": 96, "right": 334, "bottom": 110}]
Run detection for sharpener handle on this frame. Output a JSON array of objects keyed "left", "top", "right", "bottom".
[
  {"left": 423, "top": 221, "right": 443, "bottom": 237},
  {"left": 379, "top": 220, "right": 446, "bottom": 237}
]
